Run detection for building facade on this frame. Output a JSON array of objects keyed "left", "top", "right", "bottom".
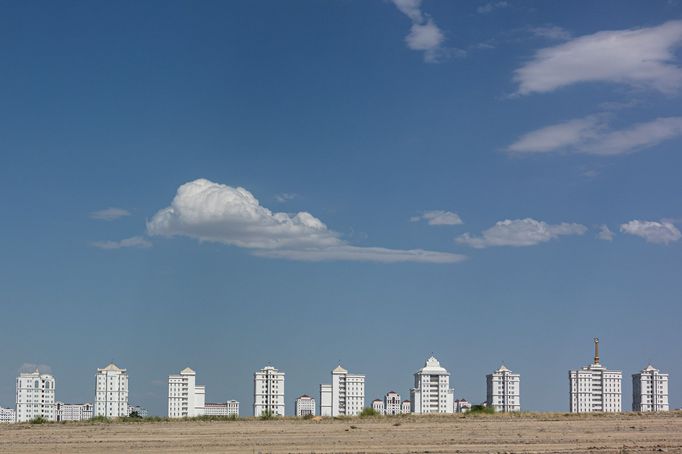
[
  {"left": 383, "top": 391, "right": 403, "bottom": 415},
  {"left": 0, "top": 407, "right": 16, "bottom": 423},
  {"left": 410, "top": 356, "right": 454, "bottom": 414},
  {"left": 454, "top": 399, "right": 471, "bottom": 413},
  {"left": 569, "top": 338, "right": 622, "bottom": 413},
  {"left": 127, "top": 404, "right": 148, "bottom": 418},
  {"left": 56, "top": 402, "right": 93, "bottom": 421},
  {"left": 632, "top": 365, "right": 669, "bottom": 412},
  {"left": 295, "top": 395, "right": 316, "bottom": 417},
  {"left": 95, "top": 363, "right": 129, "bottom": 418},
  {"left": 321, "top": 365, "right": 365, "bottom": 417},
  {"left": 204, "top": 401, "right": 239, "bottom": 417},
  {"left": 253, "top": 366, "right": 285, "bottom": 416},
  {"left": 486, "top": 365, "right": 521, "bottom": 412},
  {"left": 168, "top": 367, "right": 206, "bottom": 418},
  {"left": 15, "top": 370, "right": 56, "bottom": 422},
  {"left": 401, "top": 400, "right": 411, "bottom": 414}
]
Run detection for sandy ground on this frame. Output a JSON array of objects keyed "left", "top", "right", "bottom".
[{"left": 1, "top": 412, "right": 681, "bottom": 453}]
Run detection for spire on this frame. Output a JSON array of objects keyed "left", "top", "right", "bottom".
[{"left": 593, "top": 337, "right": 600, "bottom": 364}]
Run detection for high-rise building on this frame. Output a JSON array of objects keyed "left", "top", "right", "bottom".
[
  {"left": 0, "top": 407, "right": 16, "bottom": 423},
  {"left": 410, "top": 356, "right": 454, "bottom": 414},
  {"left": 320, "top": 365, "right": 365, "bottom": 417},
  {"left": 295, "top": 395, "right": 316, "bottom": 416},
  {"left": 569, "top": 338, "right": 622, "bottom": 413},
  {"left": 168, "top": 367, "right": 206, "bottom": 418},
  {"left": 56, "top": 402, "right": 93, "bottom": 421},
  {"left": 632, "top": 365, "right": 669, "bottom": 412},
  {"left": 486, "top": 365, "right": 521, "bottom": 412},
  {"left": 15, "top": 370, "right": 56, "bottom": 422},
  {"left": 253, "top": 366, "right": 285, "bottom": 416},
  {"left": 203, "top": 401, "right": 239, "bottom": 417},
  {"left": 95, "top": 363, "right": 129, "bottom": 417},
  {"left": 320, "top": 384, "right": 332, "bottom": 416}
]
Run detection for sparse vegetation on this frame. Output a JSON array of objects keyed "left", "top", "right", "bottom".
[
  {"left": 29, "top": 416, "right": 49, "bottom": 424},
  {"left": 466, "top": 405, "right": 495, "bottom": 415},
  {"left": 260, "top": 410, "right": 276, "bottom": 420},
  {"left": 360, "top": 407, "right": 380, "bottom": 417}
]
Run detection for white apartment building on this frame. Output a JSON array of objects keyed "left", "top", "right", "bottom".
[
  {"left": 372, "top": 399, "right": 384, "bottom": 414},
  {"left": 0, "top": 407, "right": 16, "bottom": 423},
  {"left": 56, "top": 402, "right": 93, "bottom": 421},
  {"left": 15, "top": 370, "right": 56, "bottom": 422},
  {"left": 454, "top": 399, "right": 471, "bottom": 413},
  {"left": 569, "top": 338, "right": 622, "bottom": 413},
  {"left": 95, "top": 363, "right": 129, "bottom": 417},
  {"left": 410, "top": 356, "right": 454, "bottom": 414},
  {"left": 320, "top": 384, "right": 332, "bottom": 416},
  {"left": 127, "top": 405, "right": 148, "bottom": 418},
  {"left": 168, "top": 367, "right": 206, "bottom": 418},
  {"left": 384, "top": 391, "right": 403, "bottom": 415},
  {"left": 486, "top": 365, "right": 521, "bottom": 412},
  {"left": 632, "top": 365, "right": 669, "bottom": 412},
  {"left": 253, "top": 366, "right": 285, "bottom": 416},
  {"left": 204, "top": 401, "right": 239, "bottom": 417},
  {"left": 295, "top": 395, "right": 316, "bottom": 416},
  {"left": 320, "top": 365, "right": 365, "bottom": 417},
  {"left": 401, "top": 400, "right": 411, "bottom": 414}
]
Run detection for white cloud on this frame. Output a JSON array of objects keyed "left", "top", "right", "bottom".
[
  {"left": 92, "top": 236, "right": 152, "bottom": 250},
  {"left": 597, "top": 225, "right": 614, "bottom": 241},
  {"left": 275, "top": 193, "right": 297, "bottom": 203},
  {"left": 530, "top": 26, "right": 572, "bottom": 41},
  {"left": 411, "top": 210, "right": 463, "bottom": 225},
  {"left": 456, "top": 218, "right": 587, "bottom": 248},
  {"left": 90, "top": 207, "right": 130, "bottom": 221},
  {"left": 147, "top": 179, "right": 465, "bottom": 264},
  {"left": 18, "top": 363, "right": 52, "bottom": 374},
  {"left": 391, "top": 0, "right": 459, "bottom": 63},
  {"left": 514, "top": 20, "right": 682, "bottom": 95},
  {"left": 477, "top": 1, "right": 508, "bottom": 14},
  {"left": 620, "top": 220, "right": 681, "bottom": 244},
  {"left": 508, "top": 115, "right": 682, "bottom": 155}
]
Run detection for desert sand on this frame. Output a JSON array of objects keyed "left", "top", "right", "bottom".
[{"left": 1, "top": 412, "right": 681, "bottom": 453}]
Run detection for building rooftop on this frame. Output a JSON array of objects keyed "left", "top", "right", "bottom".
[
  {"left": 180, "top": 367, "right": 196, "bottom": 375},
  {"left": 332, "top": 365, "right": 348, "bottom": 374},
  {"left": 416, "top": 356, "right": 449, "bottom": 375}
]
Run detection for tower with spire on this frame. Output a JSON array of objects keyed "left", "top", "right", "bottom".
[{"left": 568, "top": 338, "right": 622, "bottom": 413}]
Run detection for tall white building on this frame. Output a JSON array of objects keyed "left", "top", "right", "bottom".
[
  {"left": 410, "top": 356, "right": 454, "bottom": 414},
  {"left": 632, "top": 365, "right": 669, "bottom": 412},
  {"left": 486, "top": 365, "right": 521, "bottom": 412},
  {"left": 168, "top": 367, "right": 206, "bottom": 418},
  {"left": 569, "top": 338, "right": 622, "bottom": 413},
  {"left": 295, "top": 395, "right": 316, "bottom": 416},
  {"left": 253, "top": 366, "right": 285, "bottom": 416},
  {"left": 0, "top": 407, "right": 16, "bottom": 423},
  {"left": 56, "top": 402, "right": 93, "bottom": 421},
  {"left": 204, "top": 401, "right": 239, "bottom": 417},
  {"left": 320, "top": 365, "right": 365, "bottom": 417},
  {"left": 95, "top": 363, "right": 129, "bottom": 417},
  {"left": 15, "top": 370, "right": 56, "bottom": 422}
]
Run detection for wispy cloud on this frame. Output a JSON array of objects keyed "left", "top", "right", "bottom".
[
  {"left": 529, "top": 25, "right": 571, "bottom": 41},
  {"left": 597, "top": 225, "right": 614, "bottom": 241},
  {"left": 507, "top": 115, "right": 682, "bottom": 155},
  {"left": 147, "top": 179, "right": 465, "bottom": 264},
  {"left": 89, "top": 207, "right": 130, "bottom": 221},
  {"left": 275, "top": 193, "right": 297, "bottom": 203},
  {"left": 92, "top": 236, "right": 152, "bottom": 250},
  {"left": 477, "top": 1, "right": 508, "bottom": 14},
  {"left": 514, "top": 20, "right": 682, "bottom": 95},
  {"left": 391, "top": 0, "right": 463, "bottom": 62},
  {"left": 456, "top": 218, "right": 587, "bottom": 248},
  {"left": 411, "top": 210, "right": 463, "bottom": 226},
  {"left": 620, "top": 220, "right": 681, "bottom": 244}
]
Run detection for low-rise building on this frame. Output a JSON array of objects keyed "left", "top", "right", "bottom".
[
  {"left": 454, "top": 399, "right": 472, "bottom": 413},
  {"left": 127, "top": 405, "right": 148, "bottom": 418},
  {"left": 401, "top": 400, "right": 411, "bottom": 414},
  {"left": 295, "top": 395, "right": 316, "bottom": 417},
  {"left": 633, "top": 365, "right": 669, "bottom": 412},
  {"left": 0, "top": 407, "right": 15, "bottom": 423},
  {"left": 372, "top": 399, "right": 384, "bottom": 414},
  {"left": 56, "top": 402, "right": 93, "bottom": 421},
  {"left": 204, "top": 401, "right": 239, "bottom": 417}
]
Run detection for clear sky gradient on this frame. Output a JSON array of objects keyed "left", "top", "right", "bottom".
[{"left": 1, "top": 0, "right": 681, "bottom": 415}]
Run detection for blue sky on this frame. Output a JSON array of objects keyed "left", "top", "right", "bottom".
[{"left": 1, "top": 0, "right": 681, "bottom": 415}]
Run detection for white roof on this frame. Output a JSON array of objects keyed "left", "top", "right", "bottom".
[
  {"left": 180, "top": 367, "right": 196, "bottom": 375},
  {"left": 332, "top": 365, "right": 348, "bottom": 374},
  {"left": 416, "top": 356, "right": 449, "bottom": 375},
  {"left": 100, "top": 363, "right": 125, "bottom": 372}
]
